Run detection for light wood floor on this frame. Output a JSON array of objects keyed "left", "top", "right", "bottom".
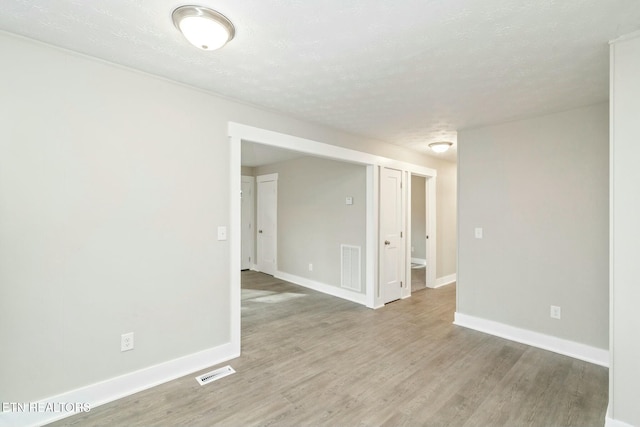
[{"left": 52, "top": 271, "right": 608, "bottom": 426}]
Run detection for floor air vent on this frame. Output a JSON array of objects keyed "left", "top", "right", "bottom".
[
  {"left": 196, "top": 365, "right": 235, "bottom": 386},
  {"left": 341, "top": 244, "right": 361, "bottom": 292}
]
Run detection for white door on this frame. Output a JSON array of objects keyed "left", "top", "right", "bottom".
[
  {"left": 380, "top": 167, "right": 404, "bottom": 303},
  {"left": 241, "top": 176, "right": 254, "bottom": 270},
  {"left": 423, "top": 177, "right": 429, "bottom": 283},
  {"left": 256, "top": 174, "right": 278, "bottom": 276}
]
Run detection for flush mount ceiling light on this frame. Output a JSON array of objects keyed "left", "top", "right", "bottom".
[
  {"left": 428, "top": 141, "right": 453, "bottom": 153},
  {"left": 172, "top": 5, "right": 235, "bottom": 51}
]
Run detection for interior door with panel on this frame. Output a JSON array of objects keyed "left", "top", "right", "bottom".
[
  {"left": 380, "top": 167, "right": 404, "bottom": 303},
  {"left": 256, "top": 174, "right": 278, "bottom": 276},
  {"left": 241, "top": 176, "right": 254, "bottom": 270}
]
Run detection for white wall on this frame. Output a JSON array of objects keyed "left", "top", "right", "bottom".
[
  {"left": 437, "top": 161, "right": 457, "bottom": 277},
  {"left": 457, "top": 103, "right": 609, "bottom": 350},
  {"left": 609, "top": 32, "right": 640, "bottom": 427},
  {"left": 0, "top": 31, "right": 456, "bottom": 404},
  {"left": 0, "top": 32, "right": 234, "bottom": 402},
  {"left": 256, "top": 157, "right": 366, "bottom": 291}
]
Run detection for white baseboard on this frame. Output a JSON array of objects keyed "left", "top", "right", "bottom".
[
  {"left": 411, "top": 258, "right": 426, "bottom": 266},
  {"left": 275, "top": 271, "right": 366, "bottom": 306},
  {"left": 0, "top": 343, "right": 238, "bottom": 427},
  {"left": 604, "top": 409, "right": 633, "bottom": 427},
  {"left": 433, "top": 273, "right": 456, "bottom": 288},
  {"left": 606, "top": 406, "right": 635, "bottom": 427},
  {"left": 454, "top": 312, "right": 609, "bottom": 367},
  {"left": 606, "top": 416, "right": 635, "bottom": 427}
]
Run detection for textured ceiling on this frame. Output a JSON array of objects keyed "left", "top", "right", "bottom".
[{"left": 1, "top": 0, "right": 640, "bottom": 162}]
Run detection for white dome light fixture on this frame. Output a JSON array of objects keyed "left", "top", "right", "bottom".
[
  {"left": 172, "top": 5, "right": 235, "bottom": 51},
  {"left": 428, "top": 141, "right": 453, "bottom": 153}
]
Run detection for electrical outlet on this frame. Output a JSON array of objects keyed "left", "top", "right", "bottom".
[
  {"left": 550, "top": 306, "right": 561, "bottom": 320},
  {"left": 308, "top": 263, "right": 313, "bottom": 271},
  {"left": 121, "top": 332, "right": 134, "bottom": 352}
]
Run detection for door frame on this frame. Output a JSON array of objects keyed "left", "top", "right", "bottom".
[
  {"left": 229, "top": 122, "right": 437, "bottom": 352},
  {"left": 406, "top": 173, "right": 437, "bottom": 296}
]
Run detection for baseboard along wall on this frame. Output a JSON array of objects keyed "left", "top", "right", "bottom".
[
  {"left": 605, "top": 406, "right": 635, "bottom": 427},
  {"left": 0, "top": 343, "right": 238, "bottom": 427},
  {"left": 433, "top": 273, "right": 456, "bottom": 288},
  {"left": 274, "top": 271, "right": 367, "bottom": 306},
  {"left": 454, "top": 312, "right": 609, "bottom": 367}
]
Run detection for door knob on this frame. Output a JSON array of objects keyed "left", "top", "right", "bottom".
[
  {"left": 258, "top": 230, "right": 263, "bottom": 234},
  {"left": 384, "top": 240, "right": 390, "bottom": 245}
]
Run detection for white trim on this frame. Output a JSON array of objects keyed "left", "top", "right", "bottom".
[
  {"left": 605, "top": 418, "right": 634, "bottom": 427},
  {"left": 426, "top": 176, "right": 437, "bottom": 288},
  {"left": 228, "top": 123, "right": 438, "bottom": 178},
  {"left": 365, "top": 165, "right": 378, "bottom": 308},
  {"left": 0, "top": 343, "right": 237, "bottom": 427},
  {"left": 606, "top": 406, "right": 634, "bottom": 427},
  {"left": 411, "top": 258, "right": 427, "bottom": 266},
  {"left": 455, "top": 141, "right": 461, "bottom": 316},
  {"left": 274, "top": 271, "right": 367, "bottom": 306},
  {"left": 433, "top": 273, "right": 456, "bottom": 288},
  {"left": 609, "top": 42, "right": 616, "bottom": 423},
  {"left": 400, "top": 170, "right": 409, "bottom": 300},
  {"left": 405, "top": 174, "right": 413, "bottom": 300},
  {"left": 229, "top": 136, "right": 241, "bottom": 355},
  {"left": 453, "top": 312, "right": 609, "bottom": 367}
]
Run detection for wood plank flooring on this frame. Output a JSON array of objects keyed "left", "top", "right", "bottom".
[{"left": 51, "top": 271, "right": 608, "bottom": 426}]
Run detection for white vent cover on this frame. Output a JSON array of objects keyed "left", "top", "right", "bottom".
[
  {"left": 196, "top": 365, "right": 235, "bottom": 386},
  {"left": 341, "top": 244, "right": 361, "bottom": 292}
]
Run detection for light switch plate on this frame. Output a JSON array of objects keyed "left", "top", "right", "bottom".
[
  {"left": 474, "top": 227, "right": 483, "bottom": 239},
  {"left": 345, "top": 196, "right": 353, "bottom": 205},
  {"left": 217, "top": 226, "right": 227, "bottom": 241}
]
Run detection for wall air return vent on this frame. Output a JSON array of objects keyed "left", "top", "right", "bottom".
[{"left": 341, "top": 244, "right": 362, "bottom": 292}]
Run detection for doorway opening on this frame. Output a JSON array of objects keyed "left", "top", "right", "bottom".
[
  {"left": 229, "top": 122, "right": 437, "bottom": 353},
  {"left": 410, "top": 174, "right": 428, "bottom": 293}
]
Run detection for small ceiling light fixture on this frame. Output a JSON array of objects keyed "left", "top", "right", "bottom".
[
  {"left": 172, "top": 5, "right": 235, "bottom": 51},
  {"left": 428, "top": 141, "right": 453, "bottom": 153}
]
